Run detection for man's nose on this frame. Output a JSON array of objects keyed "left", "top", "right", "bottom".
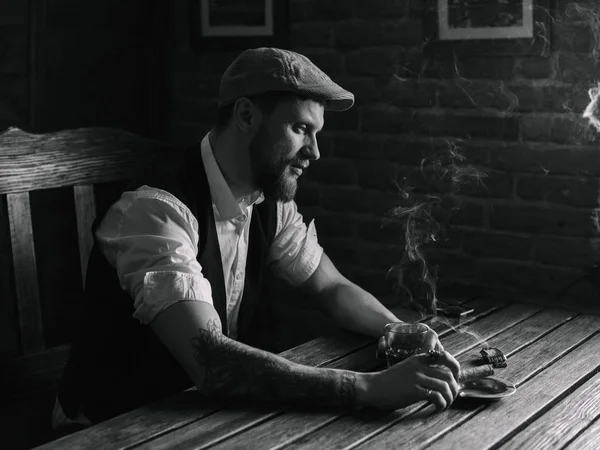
[{"left": 306, "top": 136, "right": 320, "bottom": 161}]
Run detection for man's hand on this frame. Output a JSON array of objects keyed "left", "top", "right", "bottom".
[
  {"left": 357, "top": 350, "right": 460, "bottom": 411},
  {"left": 422, "top": 324, "right": 444, "bottom": 352}
]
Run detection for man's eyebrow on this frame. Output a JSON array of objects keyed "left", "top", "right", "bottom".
[
  {"left": 304, "top": 123, "right": 323, "bottom": 135},
  {"left": 294, "top": 121, "right": 321, "bottom": 133},
  {"left": 305, "top": 119, "right": 324, "bottom": 133}
]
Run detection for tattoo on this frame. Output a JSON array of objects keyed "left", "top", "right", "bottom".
[
  {"left": 340, "top": 372, "right": 357, "bottom": 407},
  {"left": 189, "top": 319, "right": 357, "bottom": 407}
]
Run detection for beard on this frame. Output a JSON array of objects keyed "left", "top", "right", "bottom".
[{"left": 249, "top": 124, "right": 299, "bottom": 203}]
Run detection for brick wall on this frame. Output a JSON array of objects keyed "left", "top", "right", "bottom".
[{"left": 168, "top": 0, "right": 600, "bottom": 309}]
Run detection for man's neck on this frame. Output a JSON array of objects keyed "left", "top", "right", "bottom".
[{"left": 208, "top": 129, "right": 256, "bottom": 201}]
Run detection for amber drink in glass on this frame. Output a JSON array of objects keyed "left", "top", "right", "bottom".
[{"left": 382, "top": 323, "right": 429, "bottom": 367}]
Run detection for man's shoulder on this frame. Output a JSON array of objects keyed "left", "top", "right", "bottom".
[{"left": 126, "top": 186, "right": 192, "bottom": 216}]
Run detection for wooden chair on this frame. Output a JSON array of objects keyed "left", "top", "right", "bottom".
[
  {"left": 0, "top": 126, "right": 334, "bottom": 449},
  {"left": 0, "top": 127, "right": 182, "bottom": 449}
]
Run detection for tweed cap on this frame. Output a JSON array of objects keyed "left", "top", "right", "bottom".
[{"left": 218, "top": 47, "right": 354, "bottom": 111}]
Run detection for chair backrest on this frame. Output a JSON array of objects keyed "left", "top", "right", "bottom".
[
  {"left": 0, "top": 127, "right": 186, "bottom": 447},
  {"left": 1, "top": 126, "right": 185, "bottom": 356}
]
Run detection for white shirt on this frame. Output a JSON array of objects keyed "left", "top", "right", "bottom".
[
  {"left": 95, "top": 133, "right": 324, "bottom": 338},
  {"left": 53, "top": 134, "right": 324, "bottom": 428}
]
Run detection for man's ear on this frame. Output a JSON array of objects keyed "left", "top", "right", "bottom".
[{"left": 232, "top": 97, "right": 261, "bottom": 132}]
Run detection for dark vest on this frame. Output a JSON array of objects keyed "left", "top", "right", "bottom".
[{"left": 58, "top": 147, "right": 277, "bottom": 423}]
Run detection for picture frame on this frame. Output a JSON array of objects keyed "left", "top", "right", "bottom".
[
  {"left": 439, "top": 0, "right": 533, "bottom": 41},
  {"left": 189, "top": 0, "right": 288, "bottom": 51},
  {"left": 200, "top": 0, "right": 273, "bottom": 37},
  {"left": 424, "top": 0, "right": 553, "bottom": 57}
]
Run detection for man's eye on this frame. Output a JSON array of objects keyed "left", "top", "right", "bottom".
[{"left": 294, "top": 125, "right": 307, "bottom": 134}]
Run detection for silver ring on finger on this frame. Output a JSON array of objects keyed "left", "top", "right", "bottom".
[{"left": 425, "top": 389, "right": 433, "bottom": 399}]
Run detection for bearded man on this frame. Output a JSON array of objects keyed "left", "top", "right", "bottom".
[{"left": 54, "top": 48, "right": 460, "bottom": 427}]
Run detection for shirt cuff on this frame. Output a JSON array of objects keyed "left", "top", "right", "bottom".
[{"left": 134, "top": 271, "right": 213, "bottom": 324}]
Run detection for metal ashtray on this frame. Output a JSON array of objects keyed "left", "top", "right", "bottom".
[{"left": 459, "top": 378, "right": 516, "bottom": 399}]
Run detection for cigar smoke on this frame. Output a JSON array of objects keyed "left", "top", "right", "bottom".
[
  {"left": 562, "top": 3, "right": 600, "bottom": 132},
  {"left": 385, "top": 2, "right": 600, "bottom": 347},
  {"left": 431, "top": 313, "right": 489, "bottom": 349},
  {"left": 565, "top": 2, "right": 600, "bottom": 61},
  {"left": 384, "top": 141, "right": 489, "bottom": 348},
  {"left": 583, "top": 85, "right": 600, "bottom": 132},
  {"left": 571, "top": 4, "right": 600, "bottom": 233},
  {"left": 386, "top": 141, "right": 487, "bottom": 315}
]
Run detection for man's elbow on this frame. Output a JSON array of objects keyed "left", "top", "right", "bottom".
[{"left": 315, "top": 281, "right": 352, "bottom": 315}]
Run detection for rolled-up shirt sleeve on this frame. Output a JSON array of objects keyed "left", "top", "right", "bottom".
[
  {"left": 267, "top": 200, "right": 323, "bottom": 286},
  {"left": 96, "top": 186, "right": 213, "bottom": 324}
]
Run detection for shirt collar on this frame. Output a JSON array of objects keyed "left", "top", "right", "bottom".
[{"left": 200, "top": 133, "right": 264, "bottom": 221}]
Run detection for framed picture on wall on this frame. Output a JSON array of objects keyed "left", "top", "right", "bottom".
[
  {"left": 200, "top": 0, "right": 273, "bottom": 37},
  {"left": 424, "top": 0, "right": 553, "bottom": 56},
  {"left": 189, "top": 0, "right": 288, "bottom": 51},
  {"left": 439, "top": 0, "right": 533, "bottom": 40}
]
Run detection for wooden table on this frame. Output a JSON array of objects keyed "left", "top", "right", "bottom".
[{"left": 37, "top": 298, "right": 600, "bottom": 450}]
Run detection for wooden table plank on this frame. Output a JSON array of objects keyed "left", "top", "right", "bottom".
[
  {"left": 424, "top": 323, "right": 600, "bottom": 450},
  {"left": 358, "top": 314, "right": 600, "bottom": 450},
  {"left": 36, "top": 333, "right": 371, "bottom": 450},
  {"left": 37, "top": 301, "right": 474, "bottom": 450},
  {"left": 207, "top": 302, "right": 541, "bottom": 450},
  {"left": 561, "top": 414, "right": 600, "bottom": 450},
  {"left": 132, "top": 298, "right": 509, "bottom": 450},
  {"left": 282, "top": 307, "right": 573, "bottom": 450},
  {"left": 497, "top": 371, "right": 600, "bottom": 450},
  {"left": 38, "top": 300, "right": 465, "bottom": 450}
]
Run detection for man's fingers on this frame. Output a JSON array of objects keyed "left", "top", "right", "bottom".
[
  {"left": 423, "top": 366, "right": 460, "bottom": 399},
  {"left": 422, "top": 329, "right": 439, "bottom": 351},
  {"left": 421, "top": 328, "right": 444, "bottom": 353},
  {"left": 419, "top": 385, "right": 449, "bottom": 411},
  {"left": 441, "top": 351, "right": 461, "bottom": 381},
  {"left": 418, "top": 350, "right": 461, "bottom": 381},
  {"left": 423, "top": 375, "right": 455, "bottom": 406}
]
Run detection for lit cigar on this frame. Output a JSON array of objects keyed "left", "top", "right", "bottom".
[{"left": 458, "top": 365, "right": 494, "bottom": 383}]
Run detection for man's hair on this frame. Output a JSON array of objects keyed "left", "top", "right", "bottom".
[{"left": 213, "top": 91, "right": 324, "bottom": 132}]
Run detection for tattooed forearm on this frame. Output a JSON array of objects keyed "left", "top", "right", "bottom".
[
  {"left": 340, "top": 372, "right": 357, "bottom": 407},
  {"left": 189, "top": 319, "right": 358, "bottom": 407}
]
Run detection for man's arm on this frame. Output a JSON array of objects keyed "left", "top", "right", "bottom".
[
  {"left": 151, "top": 299, "right": 459, "bottom": 411},
  {"left": 300, "top": 253, "right": 401, "bottom": 338},
  {"left": 100, "top": 190, "right": 364, "bottom": 407},
  {"left": 101, "top": 191, "right": 456, "bottom": 410},
  {"left": 150, "top": 300, "right": 362, "bottom": 406}
]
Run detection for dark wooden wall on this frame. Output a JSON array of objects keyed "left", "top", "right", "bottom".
[
  {"left": 0, "top": 0, "right": 168, "bottom": 360},
  {"left": 31, "top": 0, "right": 168, "bottom": 135},
  {"left": 1, "top": 2, "right": 168, "bottom": 448}
]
